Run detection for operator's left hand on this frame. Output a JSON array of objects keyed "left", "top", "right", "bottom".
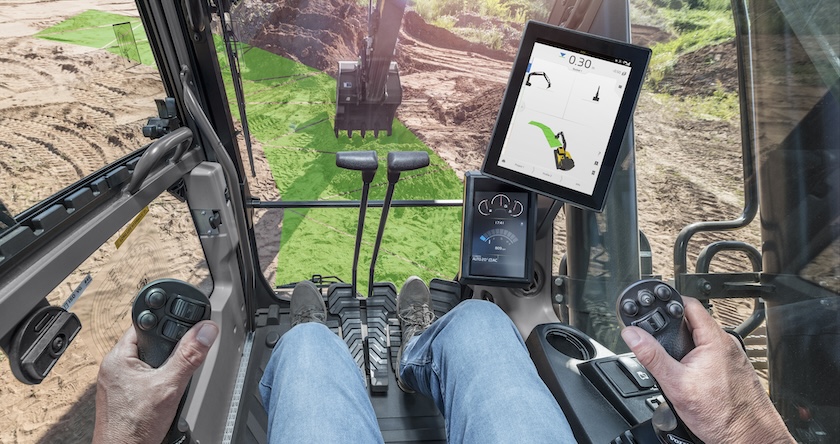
[{"left": 92, "top": 320, "right": 218, "bottom": 444}]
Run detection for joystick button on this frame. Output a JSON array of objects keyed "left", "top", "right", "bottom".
[
  {"left": 138, "top": 311, "right": 157, "bottom": 331},
  {"left": 654, "top": 284, "right": 672, "bottom": 301},
  {"left": 667, "top": 302, "right": 685, "bottom": 318},
  {"left": 162, "top": 320, "right": 190, "bottom": 341},
  {"left": 145, "top": 289, "right": 166, "bottom": 309},
  {"left": 171, "top": 297, "right": 205, "bottom": 322},
  {"left": 638, "top": 290, "right": 655, "bottom": 307},
  {"left": 622, "top": 300, "right": 639, "bottom": 316}
]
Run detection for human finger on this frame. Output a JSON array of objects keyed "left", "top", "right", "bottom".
[
  {"left": 682, "top": 297, "right": 725, "bottom": 347},
  {"left": 160, "top": 321, "right": 218, "bottom": 385},
  {"left": 621, "top": 326, "right": 682, "bottom": 381}
]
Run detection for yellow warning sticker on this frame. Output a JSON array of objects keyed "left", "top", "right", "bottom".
[{"left": 115, "top": 206, "right": 149, "bottom": 249}]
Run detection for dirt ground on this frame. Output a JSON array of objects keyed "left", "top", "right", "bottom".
[{"left": 0, "top": 0, "right": 761, "bottom": 441}]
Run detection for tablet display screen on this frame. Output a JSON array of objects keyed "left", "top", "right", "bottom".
[
  {"left": 482, "top": 21, "right": 650, "bottom": 212},
  {"left": 498, "top": 41, "right": 634, "bottom": 196}
]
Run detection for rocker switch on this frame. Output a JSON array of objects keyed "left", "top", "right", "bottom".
[
  {"left": 618, "top": 356, "right": 655, "bottom": 390},
  {"left": 170, "top": 297, "right": 205, "bottom": 322},
  {"left": 632, "top": 308, "right": 668, "bottom": 334}
]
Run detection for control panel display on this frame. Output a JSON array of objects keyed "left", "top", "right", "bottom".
[
  {"left": 469, "top": 191, "right": 529, "bottom": 278},
  {"left": 460, "top": 172, "right": 536, "bottom": 287}
]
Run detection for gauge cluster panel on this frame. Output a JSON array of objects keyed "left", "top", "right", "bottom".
[{"left": 460, "top": 171, "right": 537, "bottom": 287}]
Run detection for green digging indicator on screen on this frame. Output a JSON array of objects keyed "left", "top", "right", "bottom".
[{"left": 528, "top": 121, "right": 575, "bottom": 171}]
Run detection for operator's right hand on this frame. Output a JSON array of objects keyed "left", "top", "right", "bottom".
[{"left": 621, "top": 297, "right": 795, "bottom": 444}]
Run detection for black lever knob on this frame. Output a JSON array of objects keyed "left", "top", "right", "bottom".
[
  {"left": 386, "top": 151, "right": 429, "bottom": 182},
  {"left": 336, "top": 151, "right": 379, "bottom": 182}
]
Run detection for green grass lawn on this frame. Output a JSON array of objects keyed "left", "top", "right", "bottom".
[{"left": 39, "top": 10, "right": 464, "bottom": 294}]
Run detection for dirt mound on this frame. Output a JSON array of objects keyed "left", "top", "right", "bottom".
[
  {"left": 656, "top": 40, "right": 738, "bottom": 96},
  {"left": 250, "top": 0, "right": 366, "bottom": 74},
  {"left": 401, "top": 11, "right": 514, "bottom": 62},
  {"left": 448, "top": 84, "right": 505, "bottom": 132},
  {"left": 631, "top": 24, "right": 674, "bottom": 47}
]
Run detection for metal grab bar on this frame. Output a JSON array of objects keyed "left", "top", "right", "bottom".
[
  {"left": 249, "top": 199, "right": 463, "bottom": 209},
  {"left": 695, "top": 240, "right": 766, "bottom": 337},
  {"left": 695, "top": 241, "right": 761, "bottom": 273},
  {"left": 673, "top": 0, "right": 760, "bottom": 288},
  {"left": 126, "top": 127, "right": 193, "bottom": 195}
]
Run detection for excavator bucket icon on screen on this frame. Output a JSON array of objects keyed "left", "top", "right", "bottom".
[{"left": 529, "top": 121, "right": 575, "bottom": 171}]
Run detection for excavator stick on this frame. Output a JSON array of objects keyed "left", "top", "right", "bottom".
[{"left": 334, "top": 0, "right": 407, "bottom": 138}]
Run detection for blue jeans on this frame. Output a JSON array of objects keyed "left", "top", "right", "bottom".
[{"left": 259, "top": 300, "right": 577, "bottom": 443}]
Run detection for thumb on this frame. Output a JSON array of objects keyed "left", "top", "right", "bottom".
[
  {"left": 621, "top": 326, "right": 680, "bottom": 382},
  {"left": 162, "top": 320, "right": 218, "bottom": 383}
]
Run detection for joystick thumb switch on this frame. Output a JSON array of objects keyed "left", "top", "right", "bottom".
[
  {"left": 667, "top": 302, "right": 684, "bottom": 318},
  {"left": 137, "top": 311, "right": 157, "bottom": 331},
  {"left": 171, "top": 296, "right": 206, "bottom": 322},
  {"left": 145, "top": 289, "right": 167, "bottom": 309},
  {"left": 638, "top": 290, "right": 655, "bottom": 306},
  {"left": 654, "top": 284, "right": 672, "bottom": 301},
  {"left": 621, "top": 300, "right": 639, "bottom": 316}
]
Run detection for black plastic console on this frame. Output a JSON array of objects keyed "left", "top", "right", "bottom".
[{"left": 527, "top": 323, "right": 664, "bottom": 443}]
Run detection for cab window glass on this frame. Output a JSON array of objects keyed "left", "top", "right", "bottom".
[{"left": 0, "top": 7, "right": 162, "bottom": 229}]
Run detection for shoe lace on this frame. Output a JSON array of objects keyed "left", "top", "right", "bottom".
[
  {"left": 399, "top": 303, "right": 435, "bottom": 328},
  {"left": 292, "top": 307, "right": 326, "bottom": 326}
]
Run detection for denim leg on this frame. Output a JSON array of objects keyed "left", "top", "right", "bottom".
[
  {"left": 259, "top": 322, "right": 384, "bottom": 443},
  {"left": 399, "top": 299, "right": 577, "bottom": 443}
]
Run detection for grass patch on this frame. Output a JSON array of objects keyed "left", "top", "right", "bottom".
[
  {"left": 640, "top": 2, "right": 735, "bottom": 88},
  {"left": 452, "top": 27, "right": 505, "bottom": 50},
  {"left": 38, "top": 10, "right": 151, "bottom": 65},
  {"left": 42, "top": 11, "right": 465, "bottom": 293},
  {"left": 652, "top": 87, "right": 739, "bottom": 121}
]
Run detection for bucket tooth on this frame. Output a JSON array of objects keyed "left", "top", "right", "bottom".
[
  {"left": 361, "top": 129, "right": 367, "bottom": 138},
  {"left": 348, "top": 130, "right": 353, "bottom": 138},
  {"left": 374, "top": 130, "right": 380, "bottom": 138}
]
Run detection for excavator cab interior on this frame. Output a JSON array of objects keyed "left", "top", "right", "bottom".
[{"left": 0, "top": 0, "right": 837, "bottom": 442}]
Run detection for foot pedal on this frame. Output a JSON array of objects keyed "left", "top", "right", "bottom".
[
  {"left": 429, "top": 278, "right": 465, "bottom": 318},
  {"left": 327, "top": 283, "right": 365, "bottom": 383},
  {"left": 367, "top": 283, "right": 397, "bottom": 394}
]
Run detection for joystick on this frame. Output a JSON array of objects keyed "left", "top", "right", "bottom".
[
  {"left": 132, "top": 279, "right": 211, "bottom": 443},
  {"left": 614, "top": 279, "right": 702, "bottom": 444},
  {"left": 617, "top": 279, "right": 694, "bottom": 361}
]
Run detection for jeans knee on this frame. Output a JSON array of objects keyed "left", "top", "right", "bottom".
[
  {"left": 443, "top": 299, "right": 517, "bottom": 338},
  {"left": 272, "top": 322, "right": 336, "bottom": 362},
  {"left": 283, "top": 321, "right": 333, "bottom": 343}
]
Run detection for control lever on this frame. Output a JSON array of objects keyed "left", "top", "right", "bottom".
[
  {"left": 616, "top": 279, "right": 702, "bottom": 444},
  {"left": 132, "top": 279, "right": 211, "bottom": 444},
  {"left": 336, "top": 151, "right": 379, "bottom": 297},
  {"left": 367, "top": 151, "right": 429, "bottom": 298}
]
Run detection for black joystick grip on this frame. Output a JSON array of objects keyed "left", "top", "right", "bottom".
[
  {"left": 617, "top": 280, "right": 694, "bottom": 361},
  {"left": 132, "top": 279, "right": 211, "bottom": 368}
]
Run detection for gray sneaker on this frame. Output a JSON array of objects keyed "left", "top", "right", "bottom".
[
  {"left": 396, "top": 276, "right": 436, "bottom": 393},
  {"left": 291, "top": 280, "right": 327, "bottom": 326}
]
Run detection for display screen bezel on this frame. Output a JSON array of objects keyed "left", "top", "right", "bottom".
[
  {"left": 460, "top": 172, "right": 537, "bottom": 288},
  {"left": 481, "top": 20, "right": 651, "bottom": 212}
]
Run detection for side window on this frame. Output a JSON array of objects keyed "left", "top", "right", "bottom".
[{"left": 0, "top": 9, "right": 161, "bottom": 225}]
